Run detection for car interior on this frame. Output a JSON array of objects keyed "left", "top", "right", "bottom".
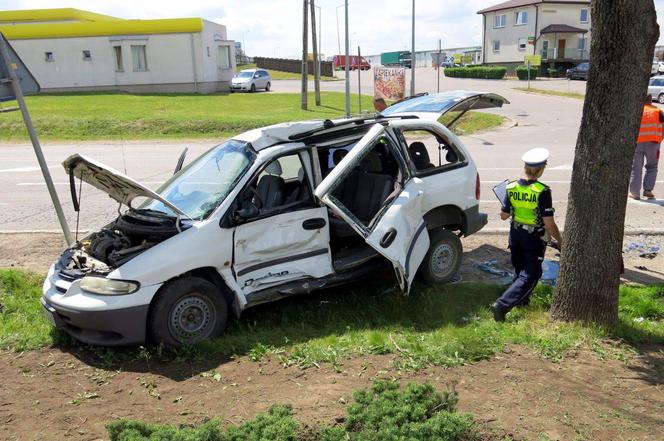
[{"left": 397, "top": 128, "right": 461, "bottom": 172}]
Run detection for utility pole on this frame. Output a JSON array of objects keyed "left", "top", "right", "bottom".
[
  {"left": 437, "top": 39, "right": 441, "bottom": 93},
  {"left": 310, "top": 0, "right": 321, "bottom": 106},
  {"left": 410, "top": 0, "right": 415, "bottom": 96},
  {"left": 301, "top": 0, "right": 308, "bottom": 110},
  {"left": 357, "top": 46, "right": 362, "bottom": 113},
  {"left": 344, "top": 0, "right": 350, "bottom": 117},
  {"left": 0, "top": 35, "right": 73, "bottom": 245},
  {"left": 336, "top": 5, "right": 342, "bottom": 56}
]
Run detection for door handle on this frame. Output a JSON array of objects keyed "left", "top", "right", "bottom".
[
  {"left": 302, "top": 218, "right": 326, "bottom": 230},
  {"left": 380, "top": 228, "right": 397, "bottom": 248}
]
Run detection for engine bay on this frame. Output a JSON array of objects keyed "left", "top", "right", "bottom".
[{"left": 58, "top": 209, "right": 181, "bottom": 280}]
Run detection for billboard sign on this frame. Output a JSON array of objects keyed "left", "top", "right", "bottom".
[
  {"left": 0, "top": 33, "right": 40, "bottom": 102},
  {"left": 373, "top": 67, "right": 406, "bottom": 101}
]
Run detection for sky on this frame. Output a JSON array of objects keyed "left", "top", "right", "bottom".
[{"left": 3, "top": 0, "right": 664, "bottom": 58}]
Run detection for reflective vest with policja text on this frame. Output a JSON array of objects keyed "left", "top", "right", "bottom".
[
  {"left": 637, "top": 104, "right": 663, "bottom": 144},
  {"left": 506, "top": 181, "right": 546, "bottom": 226}
]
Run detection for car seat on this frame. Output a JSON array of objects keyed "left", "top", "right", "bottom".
[
  {"left": 255, "top": 161, "right": 285, "bottom": 210},
  {"left": 408, "top": 142, "right": 434, "bottom": 170}
]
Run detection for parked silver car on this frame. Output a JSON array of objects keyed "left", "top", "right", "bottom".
[
  {"left": 231, "top": 68, "right": 271, "bottom": 93},
  {"left": 648, "top": 75, "right": 664, "bottom": 104}
]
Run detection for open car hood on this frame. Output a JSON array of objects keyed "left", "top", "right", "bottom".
[
  {"left": 379, "top": 91, "right": 509, "bottom": 126},
  {"left": 62, "top": 154, "right": 189, "bottom": 218}
]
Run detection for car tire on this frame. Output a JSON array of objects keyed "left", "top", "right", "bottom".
[
  {"left": 419, "top": 229, "right": 463, "bottom": 285},
  {"left": 149, "top": 277, "right": 228, "bottom": 348},
  {"left": 658, "top": 93, "right": 664, "bottom": 104},
  {"left": 265, "top": 82, "right": 271, "bottom": 92},
  {"left": 250, "top": 84, "right": 256, "bottom": 93}
]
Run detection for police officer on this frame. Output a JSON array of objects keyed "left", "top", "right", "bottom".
[{"left": 491, "top": 148, "right": 562, "bottom": 322}]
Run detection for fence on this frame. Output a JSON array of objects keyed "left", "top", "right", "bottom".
[{"left": 254, "top": 57, "right": 334, "bottom": 77}]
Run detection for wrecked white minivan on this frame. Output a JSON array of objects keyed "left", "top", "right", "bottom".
[{"left": 42, "top": 91, "right": 508, "bottom": 347}]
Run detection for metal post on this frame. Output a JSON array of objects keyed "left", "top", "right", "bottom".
[
  {"left": 318, "top": 6, "right": 322, "bottom": 85},
  {"left": 336, "top": 6, "right": 342, "bottom": 56},
  {"left": 310, "top": 0, "right": 321, "bottom": 106},
  {"left": 410, "top": 0, "right": 415, "bottom": 96},
  {"left": 0, "top": 35, "right": 72, "bottom": 245},
  {"left": 301, "top": 0, "right": 308, "bottom": 110},
  {"left": 344, "top": 0, "right": 350, "bottom": 117},
  {"left": 357, "top": 46, "right": 362, "bottom": 113},
  {"left": 527, "top": 59, "right": 531, "bottom": 90},
  {"left": 437, "top": 39, "right": 441, "bottom": 93}
]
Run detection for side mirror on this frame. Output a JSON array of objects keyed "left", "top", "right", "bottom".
[{"left": 174, "top": 147, "right": 188, "bottom": 174}]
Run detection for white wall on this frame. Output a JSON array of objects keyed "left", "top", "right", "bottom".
[{"left": 9, "top": 23, "right": 236, "bottom": 92}]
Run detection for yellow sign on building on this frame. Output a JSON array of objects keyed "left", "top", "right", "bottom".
[{"left": 524, "top": 54, "right": 542, "bottom": 66}]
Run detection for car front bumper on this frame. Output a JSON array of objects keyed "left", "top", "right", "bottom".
[
  {"left": 41, "top": 265, "right": 160, "bottom": 346},
  {"left": 230, "top": 83, "right": 251, "bottom": 91}
]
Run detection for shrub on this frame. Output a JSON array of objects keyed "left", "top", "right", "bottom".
[
  {"left": 321, "top": 380, "right": 475, "bottom": 441},
  {"left": 516, "top": 65, "right": 538, "bottom": 80},
  {"left": 547, "top": 68, "right": 559, "bottom": 78},
  {"left": 444, "top": 66, "right": 507, "bottom": 79}
]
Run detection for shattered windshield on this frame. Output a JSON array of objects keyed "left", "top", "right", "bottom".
[{"left": 141, "top": 140, "right": 255, "bottom": 220}]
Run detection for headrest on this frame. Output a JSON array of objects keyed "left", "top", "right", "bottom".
[
  {"left": 297, "top": 167, "right": 305, "bottom": 182},
  {"left": 360, "top": 152, "right": 383, "bottom": 173},
  {"left": 409, "top": 142, "right": 430, "bottom": 164},
  {"left": 265, "top": 160, "right": 282, "bottom": 176}
]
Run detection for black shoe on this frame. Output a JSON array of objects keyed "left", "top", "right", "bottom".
[{"left": 491, "top": 303, "right": 506, "bottom": 322}]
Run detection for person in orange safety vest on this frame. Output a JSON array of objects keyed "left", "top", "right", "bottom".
[{"left": 629, "top": 95, "right": 664, "bottom": 200}]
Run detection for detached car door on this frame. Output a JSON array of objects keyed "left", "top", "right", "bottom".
[{"left": 314, "top": 124, "right": 429, "bottom": 293}]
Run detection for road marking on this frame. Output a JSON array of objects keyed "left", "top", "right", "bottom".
[{"left": 0, "top": 166, "right": 57, "bottom": 173}]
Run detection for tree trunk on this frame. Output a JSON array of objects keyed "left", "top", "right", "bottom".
[{"left": 551, "top": 0, "right": 659, "bottom": 325}]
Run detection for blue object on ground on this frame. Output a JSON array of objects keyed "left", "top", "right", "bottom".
[{"left": 540, "top": 260, "right": 560, "bottom": 285}]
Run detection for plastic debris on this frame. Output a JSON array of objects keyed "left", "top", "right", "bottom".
[
  {"left": 540, "top": 260, "right": 560, "bottom": 286},
  {"left": 476, "top": 260, "right": 513, "bottom": 285}
]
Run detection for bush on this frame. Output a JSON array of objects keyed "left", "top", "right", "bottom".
[
  {"left": 516, "top": 65, "right": 538, "bottom": 80},
  {"left": 321, "top": 380, "right": 475, "bottom": 441},
  {"left": 444, "top": 66, "right": 507, "bottom": 79}
]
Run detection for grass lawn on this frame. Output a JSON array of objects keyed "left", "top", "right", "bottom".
[
  {"left": 513, "top": 87, "right": 585, "bottom": 100},
  {"left": 0, "top": 92, "right": 504, "bottom": 141},
  {"left": 1, "top": 268, "right": 662, "bottom": 369},
  {"left": 237, "top": 63, "right": 338, "bottom": 81}
]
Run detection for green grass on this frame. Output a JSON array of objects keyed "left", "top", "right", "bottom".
[
  {"left": 2, "top": 268, "right": 662, "bottom": 370},
  {"left": 237, "top": 63, "right": 338, "bottom": 81},
  {"left": 107, "top": 380, "right": 475, "bottom": 441},
  {"left": 452, "top": 112, "right": 506, "bottom": 135},
  {"left": 0, "top": 92, "right": 505, "bottom": 141},
  {"left": 513, "top": 87, "right": 585, "bottom": 100}
]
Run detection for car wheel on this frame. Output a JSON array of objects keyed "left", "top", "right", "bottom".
[
  {"left": 149, "top": 277, "right": 228, "bottom": 347},
  {"left": 658, "top": 93, "right": 664, "bottom": 104},
  {"left": 265, "top": 81, "right": 271, "bottom": 92},
  {"left": 250, "top": 83, "right": 256, "bottom": 93},
  {"left": 419, "top": 229, "right": 463, "bottom": 285}
]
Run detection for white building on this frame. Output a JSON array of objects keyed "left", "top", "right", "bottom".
[
  {"left": 478, "top": 0, "right": 591, "bottom": 72},
  {"left": 0, "top": 8, "right": 236, "bottom": 93}
]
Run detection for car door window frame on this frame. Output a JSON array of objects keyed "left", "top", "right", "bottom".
[
  {"left": 222, "top": 149, "right": 316, "bottom": 227},
  {"left": 395, "top": 126, "right": 468, "bottom": 178}
]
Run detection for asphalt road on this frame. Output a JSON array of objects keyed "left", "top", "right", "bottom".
[{"left": 0, "top": 70, "right": 662, "bottom": 238}]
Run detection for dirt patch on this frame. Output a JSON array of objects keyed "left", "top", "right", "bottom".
[
  {"left": 3, "top": 232, "right": 663, "bottom": 285},
  {"left": 0, "top": 346, "right": 661, "bottom": 440}
]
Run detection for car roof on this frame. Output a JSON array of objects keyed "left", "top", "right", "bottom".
[{"left": 240, "top": 68, "right": 257, "bottom": 73}]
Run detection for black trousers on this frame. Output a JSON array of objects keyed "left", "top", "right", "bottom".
[{"left": 495, "top": 227, "right": 546, "bottom": 312}]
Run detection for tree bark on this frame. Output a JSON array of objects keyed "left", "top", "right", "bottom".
[{"left": 551, "top": 0, "right": 659, "bottom": 325}]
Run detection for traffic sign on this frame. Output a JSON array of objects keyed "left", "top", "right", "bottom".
[
  {"left": 453, "top": 53, "right": 462, "bottom": 63},
  {"left": 0, "top": 33, "right": 40, "bottom": 102},
  {"left": 524, "top": 54, "right": 542, "bottom": 66}
]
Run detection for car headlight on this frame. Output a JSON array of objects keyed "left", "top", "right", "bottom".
[{"left": 80, "top": 277, "right": 140, "bottom": 295}]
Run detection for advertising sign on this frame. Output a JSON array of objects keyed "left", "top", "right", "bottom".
[
  {"left": 524, "top": 54, "right": 542, "bottom": 66},
  {"left": 373, "top": 67, "right": 406, "bottom": 101}
]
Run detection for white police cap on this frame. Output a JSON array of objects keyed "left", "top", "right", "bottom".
[{"left": 521, "top": 148, "right": 550, "bottom": 168}]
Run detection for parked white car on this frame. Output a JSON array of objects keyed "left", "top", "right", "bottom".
[
  {"left": 231, "top": 68, "right": 271, "bottom": 93},
  {"left": 42, "top": 91, "right": 508, "bottom": 347}
]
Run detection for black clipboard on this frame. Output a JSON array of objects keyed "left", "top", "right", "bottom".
[{"left": 492, "top": 180, "right": 509, "bottom": 204}]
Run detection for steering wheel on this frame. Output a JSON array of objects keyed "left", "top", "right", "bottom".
[{"left": 246, "top": 186, "right": 264, "bottom": 209}]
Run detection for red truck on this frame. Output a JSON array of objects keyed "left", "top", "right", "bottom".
[{"left": 333, "top": 55, "right": 371, "bottom": 71}]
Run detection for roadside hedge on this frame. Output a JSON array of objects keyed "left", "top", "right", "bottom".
[
  {"left": 444, "top": 66, "right": 507, "bottom": 79},
  {"left": 516, "top": 65, "right": 538, "bottom": 80}
]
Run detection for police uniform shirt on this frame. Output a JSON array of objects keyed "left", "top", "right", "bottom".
[{"left": 501, "top": 179, "right": 554, "bottom": 222}]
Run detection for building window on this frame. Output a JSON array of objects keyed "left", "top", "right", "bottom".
[
  {"left": 542, "top": 40, "right": 549, "bottom": 58},
  {"left": 492, "top": 40, "right": 501, "bottom": 53},
  {"left": 580, "top": 8, "right": 589, "bottom": 23},
  {"left": 578, "top": 36, "right": 586, "bottom": 51},
  {"left": 131, "top": 45, "right": 148, "bottom": 72},
  {"left": 218, "top": 45, "right": 231, "bottom": 69},
  {"left": 515, "top": 11, "right": 528, "bottom": 25},
  {"left": 494, "top": 14, "right": 506, "bottom": 28},
  {"left": 82, "top": 50, "right": 92, "bottom": 61},
  {"left": 518, "top": 38, "right": 528, "bottom": 51},
  {"left": 45, "top": 52, "right": 54, "bottom": 62},
  {"left": 113, "top": 46, "right": 123, "bottom": 71}
]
